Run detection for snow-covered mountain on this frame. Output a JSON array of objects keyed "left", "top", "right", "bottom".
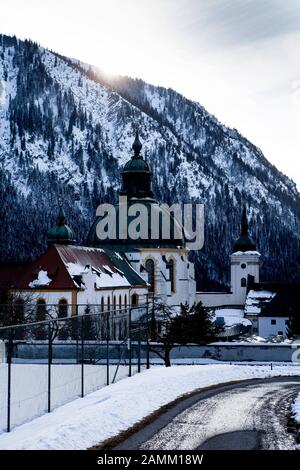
[{"left": 0, "top": 34, "right": 299, "bottom": 289}]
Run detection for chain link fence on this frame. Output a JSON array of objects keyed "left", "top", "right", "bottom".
[{"left": 0, "top": 303, "right": 151, "bottom": 433}]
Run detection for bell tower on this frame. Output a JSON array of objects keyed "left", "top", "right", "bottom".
[{"left": 230, "top": 207, "right": 260, "bottom": 304}]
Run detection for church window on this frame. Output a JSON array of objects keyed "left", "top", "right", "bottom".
[
  {"left": 166, "top": 259, "right": 175, "bottom": 293},
  {"left": 100, "top": 296, "right": 105, "bottom": 312},
  {"left": 35, "top": 299, "right": 47, "bottom": 340},
  {"left": 57, "top": 299, "right": 68, "bottom": 340},
  {"left": 113, "top": 295, "right": 116, "bottom": 314},
  {"left": 241, "top": 277, "right": 247, "bottom": 287},
  {"left": 58, "top": 298, "right": 68, "bottom": 318},
  {"left": 14, "top": 298, "right": 25, "bottom": 339},
  {"left": 145, "top": 259, "right": 155, "bottom": 292},
  {"left": 36, "top": 298, "right": 46, "bottom": 321},
  {"left": 15, "top": 298, "right": 25, "bottom": 322},
  {"left": 131, "top": 293, "right": 138, "bottom": 306},
  {"left": 119, "top": 294, "right": 122, "bottom": 312},
  {"left": 241, "top": 263, "right": 247, "bottom": 269}
]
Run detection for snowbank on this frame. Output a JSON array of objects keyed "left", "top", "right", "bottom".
[
  {"left": 292, "top": 392, "right": 300, "bottom": 424},
  {"left": 0, "top": 363, "right": 299, "bottom": 450},
  {"left": 0, "top": 363, "right": 133, "bottom": 433},
  {"left": 0, "top": 341, "right": 5, "bottom": 363}
]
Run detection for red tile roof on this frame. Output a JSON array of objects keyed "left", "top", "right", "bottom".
[{"left": 0, "top": 245, "right": 146, "bottom": 291}]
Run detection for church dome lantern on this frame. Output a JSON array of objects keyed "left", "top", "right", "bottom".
[
  {"left": 121, "top": 129, "right": 154, "bottom": 199},
  {"left": 233, "top": 206, "right": 257, "bottom": 253},
  {"left": 87, "top": 128, "right": 185, "bottom": 249},
  {"left": 47, "top": 201, "right": 75, "bottom": 245}
]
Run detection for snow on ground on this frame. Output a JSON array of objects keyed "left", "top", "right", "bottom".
[
  {"left": 292, "top": 392, "right": 300, "bottom": 424},
  {"left": 0, "top": 363, "right": 135, "bottom": 433},
  {"left": 292, "top": 392, "right": 300, "bottom": 450},
  {"left": 0, "top": 363, "right": 299, "bottom": 450}
]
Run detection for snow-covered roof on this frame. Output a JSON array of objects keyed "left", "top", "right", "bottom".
[
  {"left": 232, "top": 251, "right": 261, "bottom": 256},
  {"left": 245, "top": 289, "right": 275, "bottom": 315},
  {"left": 17, "top": 244, "right": 147, "bottom": 291},
  {"left": 215, "top": 308, "right": 251, "bottom": 328},
  {"left": 28, "top": 270, "right": 51, "bottom": 288},
  {"left": 57, "top": 245, "right": 145, "bottom": 289}
]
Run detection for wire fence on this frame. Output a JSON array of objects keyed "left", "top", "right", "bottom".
[{"left": 0, "top": 303, "right": 151, "bottom": 433}]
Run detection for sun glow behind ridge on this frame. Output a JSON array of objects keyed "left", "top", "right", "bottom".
[{"left": 0, "top": 0, "right": 300, "bottom": 187}]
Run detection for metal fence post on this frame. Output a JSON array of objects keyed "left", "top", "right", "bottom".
[
  {"left": 128, "top": 307, "right": 132, "bottom": 377},
  {"left": 138, "top": 321, "right": 141, "bottom": 373},
  {"left": 48, "top": 322, "right": 52, "bottom": 413},
  {"left": 81, "top": 315, "right": 84, "bottom": 398},
  {"left": 7, "top": 329, "right": 13, "bottom": 432},
  {"left": 146, "top": 301, "right": 150, "bottom": 370},
  {"left": 106, "top": 311, "right": 110, "bottom": 385},
  {"left": 76, "top": 304, "right": 79, "bottom": 363}
]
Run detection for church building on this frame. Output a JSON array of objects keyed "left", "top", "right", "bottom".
[
  {"left": 1, "top": 131, "right": 197, "bottom": 318},
  {"left": 1, "top": 129, "right": 296, "bottom": 340}
]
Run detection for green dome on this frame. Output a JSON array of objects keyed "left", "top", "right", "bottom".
[
  {"left": 86, "top": 199, "right": 185, "bottom": 249},
  {"left": 123, "top": 158, "right": 150, "bottom": 173},
  {"left": 87, "top": 130, "right": 185, "bottom": 249},
  {"left": 48, "top": 205, "right": 75, "bottom": 245},
  {"left": 120, "top": 129, "right": 153, "bottom": 199}
]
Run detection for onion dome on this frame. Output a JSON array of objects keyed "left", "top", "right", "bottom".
[
  {"left": 48, "top": 201, "right": 75, "bottom": 245},
  {"left": 121, "top": 129, "right": 153, "bottom": 199},
  {"left": 233, "top": 206, "right": 256, "bottom": 252},
  {"left": 87, "top": 130, "right": 185, "bottom": 249}
]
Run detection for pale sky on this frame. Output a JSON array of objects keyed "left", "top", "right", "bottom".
[{"left": 1, "top": 0, "right": 300, "bottom": 188}]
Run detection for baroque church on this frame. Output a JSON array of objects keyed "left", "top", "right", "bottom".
[{"left": 1, "top": 130, "right": 294, "bottom": 338}]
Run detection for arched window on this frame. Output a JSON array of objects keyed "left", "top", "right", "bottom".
[
  {"left": 241, "top": 277, "right": 247, "bottom": 287},
  {"left": 145, "top": 259, "right": 155, "bottom": 292},
  {"left": 131, "top": 293, "right": 138, "bottom": 306},
  {"left": 36, "top": 299, "right": 46, "bottom": 321},
  {"left": 113, "top": 295, "right": 116, "bottom": 314},
  {"left": 36, "top": 299, "right": 47, "bottom": 340},
  {"left": 124, "top": 294, "right": 127, "bottom": 313},
  {"left": 14, "top": 298, "right": 25, "bottom": 339},
  {"left": 119, "top": 294, "right": 122, "bottom": 312},
  {"left": 58, "top": 299, "right": 68, "bottom": 318},
  {"left": 166, "top": 259, "right": 175, "bottom": 293},
  {"left": 100, "top": 296, "right": 105, "bottom": 312},
  {"left": 107, "top": 296, "right": 110, "bottom": 312},
  {"left": 57, "top": 299, "right": 68, "bottom": 340},
  {"left": 15, "top": 298, "right": 25, "bottom": 324},
  {"left": 123, "top": 318, "right": 128, "bottom": 338}
]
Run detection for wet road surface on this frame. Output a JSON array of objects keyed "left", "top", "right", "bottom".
[{"left": 115, "top": 377, "right": 300, "bottom": 450}]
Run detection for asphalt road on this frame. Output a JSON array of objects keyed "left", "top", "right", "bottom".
[{"left": 115, "top": 377, "right": 300, "bottom": 450}]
